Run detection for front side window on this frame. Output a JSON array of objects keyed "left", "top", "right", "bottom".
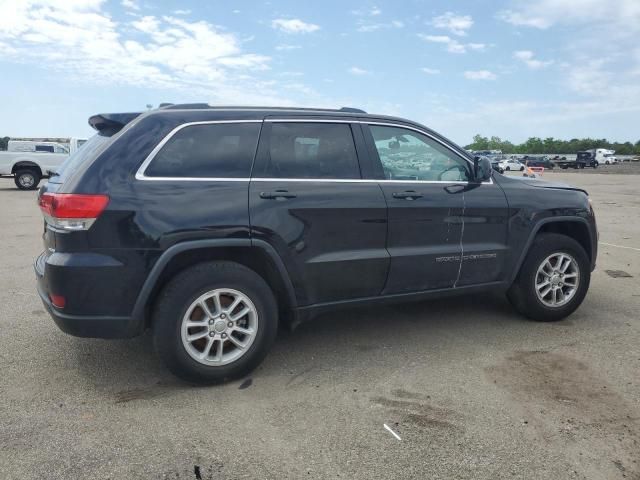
[
  {"left": 369, "top": 125, "right": 470, "bottom": 182},
  {"left": 145, "top": 123, "right": 261, "bottom": 178},
  {"left": 260, "top": 122, "right": 360, "bottom": 179}
]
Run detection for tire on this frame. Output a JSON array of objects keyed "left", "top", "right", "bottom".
[
  {"left": 579, "top": 163, "right": 585, "bottom": 169},
  {"left": 605, "top": 161, "right": 610, "bottom": 165},
  {"left": 506, "top": 166, "right": 511, "bottom": 171},
  {"left": 14, "top": 169, "right": 41, "bottom": 190},
  {"left": 153, "top": 261, "right": 278, "bottom": 384},
  {"left": 519, "top": 166, "right": 525, "bottom": 171},
  {"left": 507, "top": 233, "right": 590, "bottom": 322}
]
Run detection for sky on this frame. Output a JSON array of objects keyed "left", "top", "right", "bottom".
[{"left": 0, "top": 0, "right": 639, "bottom": 145}]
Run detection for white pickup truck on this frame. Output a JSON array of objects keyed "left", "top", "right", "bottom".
[{"left": 0, "top": 138, "right": 86, "bottom": 190}]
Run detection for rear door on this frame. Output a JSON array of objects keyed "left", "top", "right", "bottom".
[
  {"left": 249, "top": 119, "right": 389, "bottom": 306},
  {"left": 362, "top": 123, "right": 468, "bottom": 293}
]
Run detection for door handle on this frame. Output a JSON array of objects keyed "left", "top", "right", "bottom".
[
  {"left": 259, "top": 190, "right": 297, "bottom": 200},
  {"left": 392, "top": 191, "right": 423, "bottom": 200}
]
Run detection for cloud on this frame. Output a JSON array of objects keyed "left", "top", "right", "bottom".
[
  {"left": 513, "top": 50, "right": 553, "bottom": 69},
  {"left": 351, "top": 7, "right": 382, "bottom": 16},
  {"left": 421, "top": 68, "right": 440, "bottom": 74},
  {"left": 275, "top": 44, "right": 301, "bottom": 51},
  {"left": 349, "top": 67, "right": 370, "bottom": 75},
  {"left": 173, "top": 9, "right": 191, "bottom": 15},
  {"left": 431, "top": 12, "right": 473, "bottom": 36},
  {"left": 271, "top": 18, "right": 320, "bottom": 34},
  {"left": 121, "top": 0, "right": 139, "bottom": 10},
  {"left": 356, "top": 20, "right": 404, "bottom": 32},
  {"left": 498, "top": 0, "right": 640, "bottom": 30},
  {"left": 418, "top": 34, "right": 485, "bottom": 54},
  {"left": 464, "top": 70, "right": 497, "bottom": 80},
  {"left": 0, "top": 2, "right": 288, "bottom": 105}
]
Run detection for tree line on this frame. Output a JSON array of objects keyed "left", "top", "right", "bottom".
[{"left": 465, "top": 135, "right": 640, "bottom": 155}]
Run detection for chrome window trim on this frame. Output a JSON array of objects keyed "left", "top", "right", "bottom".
[
  {"left": 135, "top": 120, "right": 263, "bottom": 181},
  {"left": 135, "top": 117, "right": 493, "bottom": 185}
]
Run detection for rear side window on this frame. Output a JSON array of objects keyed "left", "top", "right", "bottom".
[
  {"left": 50, "top": 133, "right": 113, "bottom": 184},
  {"left": 35, "top": 145, "right": 54, "bottom": 153},
  {"left": 145, "top": 123, "right": 261, "bottom": 178},
  {"left": 259, "top": 123, "right": 360, "bottom": 179}
]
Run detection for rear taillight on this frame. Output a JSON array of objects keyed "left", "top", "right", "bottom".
[{"left": 38, "top": 193, "right": 109, "bottom": 231}]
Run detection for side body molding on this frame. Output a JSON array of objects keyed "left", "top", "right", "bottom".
[{"left": 128, "top": 238, "right": 298, "bottom": 335}]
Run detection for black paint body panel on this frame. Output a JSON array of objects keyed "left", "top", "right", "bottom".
[{"left": 34, "top": 107, "right": 598, "bottom": 337}]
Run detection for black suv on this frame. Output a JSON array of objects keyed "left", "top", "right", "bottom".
[{"left": 35, "top": 105, "right": 598, "bottom": 383}]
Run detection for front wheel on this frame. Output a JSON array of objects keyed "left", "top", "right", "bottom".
[
  {"left": 14, "top": 169, "right": 41, "bottom": 190},
  {"left": 507, "top": 233, "right": 590, "bottom": 322},
  {"left": 153, "top": 261, "right": 278, "bottom": 384},
  {"left": 505, "top": 166, "right": 511, "bottom": 171},
  {"left": 519, "top": 166, "right": 525, "bottom": 171}
]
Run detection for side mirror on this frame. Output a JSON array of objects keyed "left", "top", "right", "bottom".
[{"left": 474, "top": 156, "right": 493, "bottom": 182}]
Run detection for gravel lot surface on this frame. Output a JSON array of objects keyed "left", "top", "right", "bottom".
[{"left": 1, "top": 172, "right": 638, "bottom": 480}]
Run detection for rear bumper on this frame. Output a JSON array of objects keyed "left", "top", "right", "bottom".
[{"left": 34, "top": 252, "right": 139, "bottom": 338}]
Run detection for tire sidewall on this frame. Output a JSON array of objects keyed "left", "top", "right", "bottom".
[
  {"left": 154, "top": 263, "right": 277, "bottom": 384},
  {"left": 511, "top": 234, "right": 591, "bottom": 321},
  {"left": 15, "top": 170, "right": 40, "bottom": 190}
]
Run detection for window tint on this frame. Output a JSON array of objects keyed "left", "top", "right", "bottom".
[
  {"left": 145, "top": 123, "right": 260, "bottom": 178},
  {"left": 369, "top": 125, "right": 470, "bottom": 182},
  {"left": 262, "top": 123, "right": 360, "bottom": 179},
  {"left": 35, "top": 145, "right": 54, "bottom": 153}
]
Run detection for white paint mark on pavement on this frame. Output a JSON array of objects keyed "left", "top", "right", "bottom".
[
  {"left": 599, "top": 242, "right": 640, "bottom": 252},
  {"left": 384, "top": 423, "right": 401, "bottom": 441}
]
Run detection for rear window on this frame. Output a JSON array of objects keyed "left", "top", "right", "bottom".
[
  {"left": 144, "top": 123, "right": 261, "bottom": 178},
  {"left": 49, "top": 133, "right": 112, "bottom": 184},
  {"left": 259, "top": 122, "right": 360, "bottom": 179}
]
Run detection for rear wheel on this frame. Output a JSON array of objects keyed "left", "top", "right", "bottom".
[
  {"left": 505, "top": 166, "right": 511, "bottom": 171},
  {"left": 507, "top": 233, "right": 590, "bottom": 322},
  {"left": 153, "top": 261, "right": 278, "bottom": 384},
  {"left": 14, "top": 169, "right": 41, "bottom": 190}
]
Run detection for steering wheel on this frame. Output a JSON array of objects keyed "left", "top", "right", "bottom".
[{"left": 437, "top": 165, "right": 465, "bottom": 181}]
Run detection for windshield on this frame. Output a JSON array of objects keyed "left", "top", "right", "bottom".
[{"left": 49, "top": 133, "right": 112, "bottom": 184}]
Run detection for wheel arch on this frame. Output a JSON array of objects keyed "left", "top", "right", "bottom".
[
  {"left": 129, "top": 239, "right": 298, "bottom": 335},
  {"left": 11, "top": 161, "right": 43, "bottom": 176},
  {"left": 509, "top": 217, "right": 593, "bottom": 285}
]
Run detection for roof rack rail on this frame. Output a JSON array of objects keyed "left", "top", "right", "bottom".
[{"left": 156, "top": 104, "right": 368, "bottom": 114}]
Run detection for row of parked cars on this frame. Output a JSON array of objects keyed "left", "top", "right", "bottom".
[{"left": 481, "top": 150, "right": 622, "bottom": 174}]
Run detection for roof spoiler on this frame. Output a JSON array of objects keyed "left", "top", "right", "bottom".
[{"left": 88, "top": 112, "right": 142, "bottom": 133}]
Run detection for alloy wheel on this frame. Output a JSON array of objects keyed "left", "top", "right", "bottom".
[
  {"left": 181, "top": 288, "right": 258, "bottom": 366},
  {"left": 534, "top": 253, "right": 580, "bottom": 308}
]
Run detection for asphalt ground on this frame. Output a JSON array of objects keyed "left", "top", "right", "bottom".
[{"left": 0, "top": 172, "right": 638, "bottom": 480}]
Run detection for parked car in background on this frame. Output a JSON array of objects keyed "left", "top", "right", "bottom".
[
  {"left": 35, "top": 104, "right": 598, "bottom": 383},
  {"left": 0, "top": 137, "right": 86, "bottom": 189},
  {"left": 488, "top": 157, "right": 504, "bottom": 173},
  {"left": 499, "top": 158, "right": 525, "bottom": 171},
  {"left": 523, "top": 155, "right": 556, "bottom": 170}
]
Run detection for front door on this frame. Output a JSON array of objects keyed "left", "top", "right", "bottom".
[
  {"left": 249, "top": 120, "right": 389, "bottom": 306},
  {"left": 363, "top": 123, "right": 471, "bottom": 294}
]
